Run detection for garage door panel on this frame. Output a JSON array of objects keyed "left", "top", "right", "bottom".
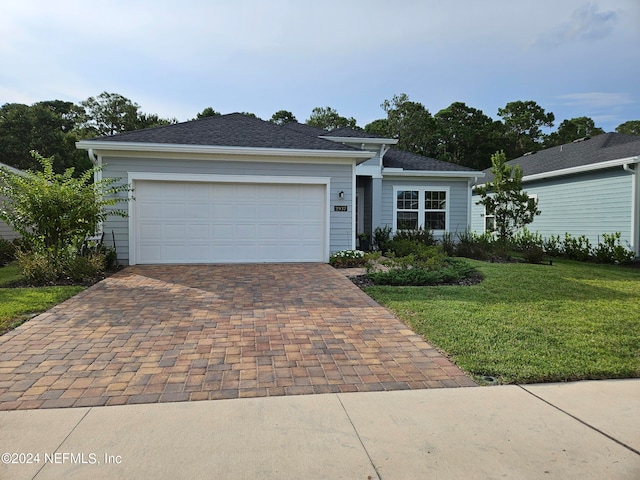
[{"left": 135, "top": 181, "right": 326, "bottom": 264}]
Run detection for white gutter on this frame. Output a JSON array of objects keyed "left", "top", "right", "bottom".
[
  {"left": 76, "top": 140, "right": 374, "bottom": 160},
  {"left": 383, "top": 169, "right": 485, "bottom": 179},
  {"left": 319, "top": 136, "right": 398, "bottom": 146}
]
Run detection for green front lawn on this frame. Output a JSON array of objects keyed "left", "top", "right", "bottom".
[
  {"left": 0, "top": 264, "right": 84, "bottom": 335},
  {"left": 365, "top": 259, "right": 640, "bottom": 384}
]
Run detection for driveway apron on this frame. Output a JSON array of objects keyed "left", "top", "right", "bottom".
[{"left": 0, "top": 264, "right": 475, "bottom": 410}]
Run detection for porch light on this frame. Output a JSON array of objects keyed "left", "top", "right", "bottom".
[{"left": 339, "top": 191, "right": 344, "bottom": 199}]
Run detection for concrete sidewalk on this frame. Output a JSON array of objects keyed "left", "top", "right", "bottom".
[{"left": 1, "top": 379, "right": 639, "bottom": 479}]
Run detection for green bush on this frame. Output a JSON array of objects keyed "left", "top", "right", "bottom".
[
  {"left": 563, "top": 233, "right": 592, "bottom": 261},
  {"left": 513, "top": 228, "right": 546, "bottom": 264},
  {"left": 393, "top": 226, "right": 435, "bottom": 246},
  {"left": 16, "top": 246, "right": 107, "bottom": 285},
  {"left": 543, "top": 235, "right": 562, "bottom": 257},
  {"left": 454, "top": 231, "right": 492, "bottom": 260},
  {"left": 373, "top": 226, "right": 392, "bottom": 253},
  {"left": 592, "top": 232, "right": 635, "bottom": 265},
  {"left": 367, "top": 258, "right": 478, "bottom": 286},
  {"left": 0, "top": 237, "right": 16, "bottom": 265},
  {"left": 440, "top": 232, "right": 456, "bottom": 257}
]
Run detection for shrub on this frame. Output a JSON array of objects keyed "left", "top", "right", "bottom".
[
  {"left": 373, "top": 226, "right": 392, "bottom": 253},
  {"left": 563, "top": 233, "right": 592, "bottom": 261},
  {"left": 454, "top": 231, "right": 492, "bottom": 260},
  {"left": 329, "top": 249, "right": 366, "bottom": 268},
  {"left": 513, "top": 228, "right": 546, "bottom": 264},
  {"left": 16, "top": 246, "right": 107, "bottom": 285},
  {"left": 440, "top": 232, "right": 456, "bottom": 257},
  {"left": 367, "top": 257, "right": 478, "bottom": 286},
  {"left": 15, "top": 249, "right": 59, "bottom": 284},
  {"left": 393, "top": 226, "right": 435, "bottom": 246},
  {"left": 592, "top": 232, "right": 635, "bottom": 265},
  {"left": 64, "top": 252, "right": 107, "bottom": 283},
  {"left": 0, "top": 237, "right": 16, "bottom": 265},
  {"left": 543, "top": 235, "right": 562, "bottom": 257}
]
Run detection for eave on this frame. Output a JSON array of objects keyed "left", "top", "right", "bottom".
[{"left": 382, "top": 168, "right": 484, "bottom": 179}]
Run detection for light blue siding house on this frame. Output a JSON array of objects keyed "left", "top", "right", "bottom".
[
  {"left": 471, "top": 133, "right": 640, "bottom": 257},
  {"left": 76, "top": 114, "right": 483, "bottom": 265}
]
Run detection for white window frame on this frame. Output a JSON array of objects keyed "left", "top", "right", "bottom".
[{"left": 392, "top": 186, "right": 450, "bottom": 234}]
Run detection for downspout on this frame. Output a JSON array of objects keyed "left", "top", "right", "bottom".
[
  {"left": 623, "top": 157, "right": 640, "bottom": 257},
  {"left": 467, "top": 177, "right": 479, "bottom": 232},
  {"left": 88, "top": 149, "right": 104, "bottom": 235}
]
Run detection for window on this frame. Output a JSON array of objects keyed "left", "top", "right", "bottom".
[
  {"left": 394, "top": 187, "right": 449, "bottom": 232},
  {"left": 483, "top": 194, "right": 537, "bottom": 233}
]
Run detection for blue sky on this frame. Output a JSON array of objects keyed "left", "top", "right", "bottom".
[{"left": 1, "top": 0, "right": 638, "bottom": 133}]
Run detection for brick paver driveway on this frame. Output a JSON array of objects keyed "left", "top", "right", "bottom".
[{"left": 0, "top": 264, "right": 475, "bottom": 410}]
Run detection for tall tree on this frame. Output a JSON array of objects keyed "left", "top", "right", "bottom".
[
  {"left": 270, "top": 110, "right": 297, "bottom": 125},
  {"left": 615, "top": 120, "right": 640, "bottom": 136},
  {"left": 434, "top": 102, "right": 506, "bottom": 170},
  {"left": 498, "top": 100, "right": 554, "bottom": 158},
  {"left": 379, "top": 93, "right": 437, "bottom": 157},
  {"left": 306, "top": 106, "right": 357, "bottom": 130},
  {"left": 79, "top": 92, "right": 141, "bottom": 136},
  {"left": 475, "top": 151, "right": 540, "bottom": 243},
  {"left": 0, "top": 102, "right": 90, "bottom": 172},
  {"left": 195, "top": 107, "right": 221, "bottom": 119},
  {"left": 545, "top": 116, "right": 604, "bottom": 146}
]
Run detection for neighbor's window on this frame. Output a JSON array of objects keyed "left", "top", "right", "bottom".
[{"left": 395, "top": 188, "right": 448, "bottom": 231}]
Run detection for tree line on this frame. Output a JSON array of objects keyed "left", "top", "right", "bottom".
[{"left": 1, "top": 91, "right": 638, "bottom": 174}]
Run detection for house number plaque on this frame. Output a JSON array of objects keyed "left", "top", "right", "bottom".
[{"left": 334, "top": 205, "right": 348, "bottom": 212}]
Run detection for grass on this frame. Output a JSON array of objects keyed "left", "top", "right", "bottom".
[
  {"left": 0, "top": 264, "right": 84, "bottom": 335},
  {"left": 365, "top": 259, "right": 640, "bottom": 384}
]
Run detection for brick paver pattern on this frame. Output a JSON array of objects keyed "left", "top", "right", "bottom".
[{"left": 0, "top": 264, "right": 475, "bottom": 410}]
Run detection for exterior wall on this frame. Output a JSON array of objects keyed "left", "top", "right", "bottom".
[
  {"left": 381, "top": 177, "right": 472, "bottom": 239},
  {"left": 471, "top": 167, "right": 635, "bottom": 251},
  {"left": 0, "top": 195, "right": 18, "bottom": 241},
  {"left": 101, "top": 154, "right": 354, "bottom": 264}
]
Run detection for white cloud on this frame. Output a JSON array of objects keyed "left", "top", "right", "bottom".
[
  {"left": 531, "top": 2, "right": 618, "bottom": 47},
  {"left": 556, "top": 92, "right": 635, "bottom": 108}
]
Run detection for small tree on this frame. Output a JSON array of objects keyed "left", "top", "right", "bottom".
[
  {"left": 475, "top": 151, "right": 540, "bottom": 244},
  {"left": 0, "top": 151, "right": 131, "bottom": 257}
]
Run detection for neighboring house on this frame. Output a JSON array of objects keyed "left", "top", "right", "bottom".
[
  {"left": 471, "top": 133, "right": 640, "bottom": 257},
  {"left": 0, "top": 161, "right": 22, "bottom": 241},
  {"left": 76, "top": 113, "right": 483, "bottom": 265}
]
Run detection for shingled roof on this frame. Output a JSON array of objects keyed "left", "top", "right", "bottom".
[
  {"left": 86, "top": 113, "right": 359, "bottom": 152},
  {"left": 485, "top": 133, "right": 640, "bottom": 181},
  {"left": 383, "top": 148, "right": 477, "bottom": 172}
]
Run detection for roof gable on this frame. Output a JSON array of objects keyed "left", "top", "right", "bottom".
[{"left": 84, "top": 113, "right": 359, "bottom": 152}]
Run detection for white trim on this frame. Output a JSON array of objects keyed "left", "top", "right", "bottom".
[
  {"left": 384, "top": 169, "right": 483, "bottom": 179},
  {"left": 392, "top": 185, "right": 450, "bottom": 235},
  {"left": 127, "top": 173, "right": 331, "bottom": 265},
  {"left": 320, "top": 136, "right": 398, "bottom": 146},
  {"left": 351, "top": 163, "right": 357, "bottom": 250},
  {"left": 77, "top": 140, "right": 373, "bottom": 160},
  {"left": 475, "top": 156, "right": 640, "bottom": 188}
]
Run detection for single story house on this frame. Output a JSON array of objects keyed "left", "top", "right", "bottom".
[
  {"left": 471, "top": 133, "right": 640, "bottom": 257},
  {"left": 76, "top": 113, "right": 483, "bottom": 265},
  {"left": 0, "top": 161, "right": 23, "bottom": 241}
]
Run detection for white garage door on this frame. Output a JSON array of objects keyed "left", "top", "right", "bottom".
[{"left": 133, "top": 180, "right": 326, "bottom": 264}]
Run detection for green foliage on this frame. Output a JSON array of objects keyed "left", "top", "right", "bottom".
[
  {"left": 497, "top": 100, "right": 555, "bottom": 158},
  {"left": 270, "top": 110, "right": 297, "bottom": 125},
  {"left": 0, "top": 238, "right": 16, "bottom": 265},
  {"left": 0, "top": 151, "right": 131, "bottom": 257},
  {"left": 543, "top": 235, "right": 562, "bottom": 257},
  {"left": 592, "top": 233, "right": 635, "bottom": 265},
  {"left": 512, "top": 228, "right": 546, "bottom": 264},
  {"left": 615, "top": 120, "right": 640, "bottom": 136},
  {"left": 373, "top": 225, "right": 393, "bottom": 253},
  {"left": 562, "top": 233, "right": 592, "bottom": 261},
  {"left": 391, "top": 226, "right": 435, "bottom": 246},
  {"left": 195, "top": 107, "right": 221, "bottom": 119},
  {"left": 380, "top": 93, "right": 437, "bottom": 157},
  {"left": 545, "top": 116, "right": 604, "bottom": 147},
  {"left": 367, "top": 257, "right": 477, "bottom": 286},
  {"left": 329, "top": 249, "right": 366, "bottom": 268},
  {"left": 306, "top": 106, "right": 357, "bottom": 131},
  {"left": 16, "top": 247, "right": 106, "bottom": 285},
  {"left": 454, "top": 231, "right": 493, "bottom": 260},
  {"left": 475, "top": 151, "right": 540, "bottom": 242}
]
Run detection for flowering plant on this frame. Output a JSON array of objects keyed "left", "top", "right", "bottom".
[{"left": 329, "top": 249, "right": 366, "bottom": 268}]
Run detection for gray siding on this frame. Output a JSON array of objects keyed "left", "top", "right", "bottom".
[
  {"left": 101, "top": 155, "right": 354, "bottom": 264},
  {"left": 381, "top": 177, "right": 471, "bottom": 239},
  {"left": 471, "top": 168, "right": 635, "bottom": 249},
  {"left": 0, "top": 195, "right": 18, "bottom": 241}
]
